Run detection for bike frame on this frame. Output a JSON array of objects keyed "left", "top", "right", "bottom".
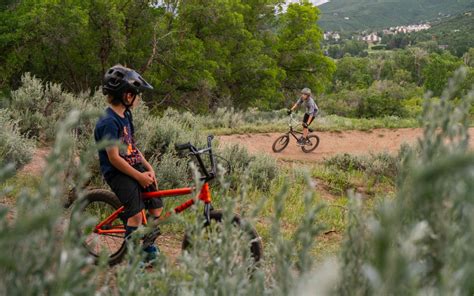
[
  {"left": 286, "top": 114, "right": 314, "bottom": 140},
  {"left": 93, "top": 135, "right": 217, "bottom": 236},
  {"left": 93, "top": 183, "right": 212, "bottom": 235}
]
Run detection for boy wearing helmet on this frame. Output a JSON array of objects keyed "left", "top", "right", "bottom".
[
  {"left": 288, "top": 88, "right": 319, "bottom": 146},
  {"left": 94, "top": 65, "right": 162, "bottom": 263}
]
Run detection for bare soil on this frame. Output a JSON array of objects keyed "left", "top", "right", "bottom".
[
  {"left": 218, "top": 128, "right": 474, "bottom": 162},
  {"left": 19, "top": 147, "right": 50, "bottom": 176}
]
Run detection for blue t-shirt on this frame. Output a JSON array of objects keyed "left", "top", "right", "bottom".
[{"left": 94, "top": 107, "right": 142, "bottom": 179}]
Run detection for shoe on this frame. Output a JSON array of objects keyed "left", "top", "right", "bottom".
[
  {"left": 142, "top": 244, "right": 159, "bottom": 266},
  {"left": 304, "top": 138, "right": 312, "bottom": 146},
  {"left": 296, "top": 137, "right": 304, "bottom": 146}
]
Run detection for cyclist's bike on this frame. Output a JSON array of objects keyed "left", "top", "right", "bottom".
[
  {"left": 272, "top": 114, "right": 320, "bottom": 153},
  {"left": 77, "top": 135, "right": 263, "bottom": 265}
]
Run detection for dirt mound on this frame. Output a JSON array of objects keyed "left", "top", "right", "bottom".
[{"left": 218, "top": 128, "right": 474, "bottom": 162}]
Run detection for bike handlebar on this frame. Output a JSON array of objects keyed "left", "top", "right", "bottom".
[
  {"left": 175, "top": 135, "right": 217, "bottom": 182},
  {"left": 175, "top": 142, "right": 192, "bottom": 151}
]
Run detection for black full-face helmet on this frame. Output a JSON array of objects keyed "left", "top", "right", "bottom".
[{"left": 102, "top": 65, "right": 153, "bottom": 105}]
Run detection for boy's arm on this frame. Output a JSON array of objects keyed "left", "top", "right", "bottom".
[
  {"left": 137, "top": 149, "right": 158, "bottom": 188},
  {"left": 289, "top": 97, "right": 302, "bottom": 112},
  {"left": 106, "top": 147, "right": 154, "bottom": 188},
  {"left": 290, "top": 103, "right": 298, "bottom": 112},
  {"left": 137, "top": 150, "right": 154, "bottom": 172}
]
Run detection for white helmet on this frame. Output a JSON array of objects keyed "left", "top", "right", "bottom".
[{"left": 301, "top": 87, "right": 312, "bottom": 95}]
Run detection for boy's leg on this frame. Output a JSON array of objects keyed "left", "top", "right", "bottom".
[
  {"left": 142, "top": 184, "right": 164, "bottom": 249},
  {"left": 299, "top": 114, "right": 310, "bottom": 144},
  {"left": 302, "top": 113, "right": 315, "bottom": 141},
  {"left": 135, "top": 163, "right": 164, "bottom": 254},
  {"left": 148, "top": 207, "right": 163, "bottom": 218},
  {"left": 106, "top": 172, "right": 146, "bottom": 239},
  {"left": 125, "top": 213, "right": 143, "bottom": 239},
  {"left": 142, "top": 198, "right": 163, "bottom": 262}
]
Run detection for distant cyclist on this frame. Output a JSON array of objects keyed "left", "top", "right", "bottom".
[{"left": 287, "top": 88, "right": 319, "bottom": 146}]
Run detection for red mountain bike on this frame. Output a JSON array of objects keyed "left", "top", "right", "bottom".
[{"left": 77, "top": 135, "right": 263, "bottom": 265}]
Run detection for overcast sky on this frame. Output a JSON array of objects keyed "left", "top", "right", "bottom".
[{"left": 285, "top": 0, "right": 329, "bottom": 6}]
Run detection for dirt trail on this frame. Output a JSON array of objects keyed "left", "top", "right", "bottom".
[
  {"left": 218, "top": 128, "right": 474, "bottom": 162},
  {"left": 19, "top": 147, "right": 50, "bottom": 176},
  {"left": 7, "top": 127, "right": 474, "bottom": 264}
]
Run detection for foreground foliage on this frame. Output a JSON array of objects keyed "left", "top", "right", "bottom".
[
  {"left": 338, "top": 68, "right": 474, "bottom": 295},
  {"left": 0, "top": 108, "right": 34, "bottom": 169},
  {"left": 0, "top": 69, "right": 472, "bottom": 295}
]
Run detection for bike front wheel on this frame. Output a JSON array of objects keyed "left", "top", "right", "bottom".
[
  {"left": 301, "top": 134, "right": 320, "bottom": 153},
  {"left": 272, "top": 134, "right": 290, "bottom": 153},
  {"left": 182, "top": 210, "right": 263, "bottom": 264}
]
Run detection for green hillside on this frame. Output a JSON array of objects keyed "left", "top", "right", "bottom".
[
  {"left": 318, "top": 0, "right": 474, "bottom": 31},
  {"left": 426, "top": 10, "right": 474, "bottom": 34},
  {"left": 413, "top": 11, "right": 474, "bottom": 56}
]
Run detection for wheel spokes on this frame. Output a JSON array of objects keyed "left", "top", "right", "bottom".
[{"left": 82, "top": 201, "right": 125, "bottom": 258}]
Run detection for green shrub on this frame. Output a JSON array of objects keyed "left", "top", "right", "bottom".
[
  {"left": 135, "top": 108, "right": 206, "bottom": 159},
  {"left": 7, "top": 73, "right": 106, "bottom": 142},
  {"left": 322, "top": 81, "right": 424, "bottom": 119},
  {"left": 324, "top": 152, "right": 399, "bottom": 181},
  {"left": 247, "top": 154, "right": 279, "bottom": 191},
  {"left": 401, "top": 96, "right": 424, "bottom": 117},
  {"left": 203, "top": 107, "right": 244, "bottom": 129},
  {"left": 7, "top": 73, "right": 48, "bottom": 138},
  {"left": 0, "top": 111, "right": 102, "bottom": 295},
  {"left": 313, "top": 166, "right": 353, "bottom": 195},
  {"left": 357, "top": 80, "right": 408, "bottom": 118},
  {"left": 371, "top": 44, "right": 386, "bottom": 51},
  {"left": 337, "top": 67, "right": 474, "bottom": 294},
  {"left": 358, "top": 91, "right": 405, "bottom": 118},
  {"left": 319, "top": 89, "right": 363, "bottom": 117},
  {"left": 218, "top": 143, "right": 253, "bottom": 173},
  {"left": 241, "top": 108, "right": 287, "bottom": 124},
  {"left": 151, "top": 152, "right": 189, "bottom": 190},
  {"left": 217, "top": 144, "right": 279, "bottom": 191},
  {"left": 364, "top": 152, "right": 399, "bottom": 180},
  {"left": 324, "top": 153, "right": 367, "bottom": 171},
  {"left": 0, "top": 109, "right": 35, "bottom": 169}
]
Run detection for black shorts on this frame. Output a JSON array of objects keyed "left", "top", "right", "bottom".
[
  {"left": 106, "top": 163, "right": 163, "bottom": 220},
  {"left": 303, "top": 113, "right": 315, "bottom": 126}
]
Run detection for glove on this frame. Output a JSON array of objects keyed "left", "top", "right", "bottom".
[
  {"left": 302, "top": 122, "right": 308, "bottom": 128},
  {"left": 287, "top": 109, "right": 292, "bottom": 115}
]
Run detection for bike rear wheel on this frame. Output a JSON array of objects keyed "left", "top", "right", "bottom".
[
  {"left": 182, "top": 210, "right": 263, "bottom": 264},
  {"left": 77, "top": 189, "right": 127, "bottom": 265},
  {"left": 272, "top": 134, "right": 290, "bottom": 153},
  {"left": 301, "top": 134, "right": 320, "bottom": 153}
]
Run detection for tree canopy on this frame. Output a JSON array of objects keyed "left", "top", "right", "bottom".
[{"left": 0, "top": 0, "right": 335, "bottom": 111}]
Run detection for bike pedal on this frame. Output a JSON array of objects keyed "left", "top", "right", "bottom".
[{"left": 142, "top": 228, "right": 161, "bottom": 248}]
